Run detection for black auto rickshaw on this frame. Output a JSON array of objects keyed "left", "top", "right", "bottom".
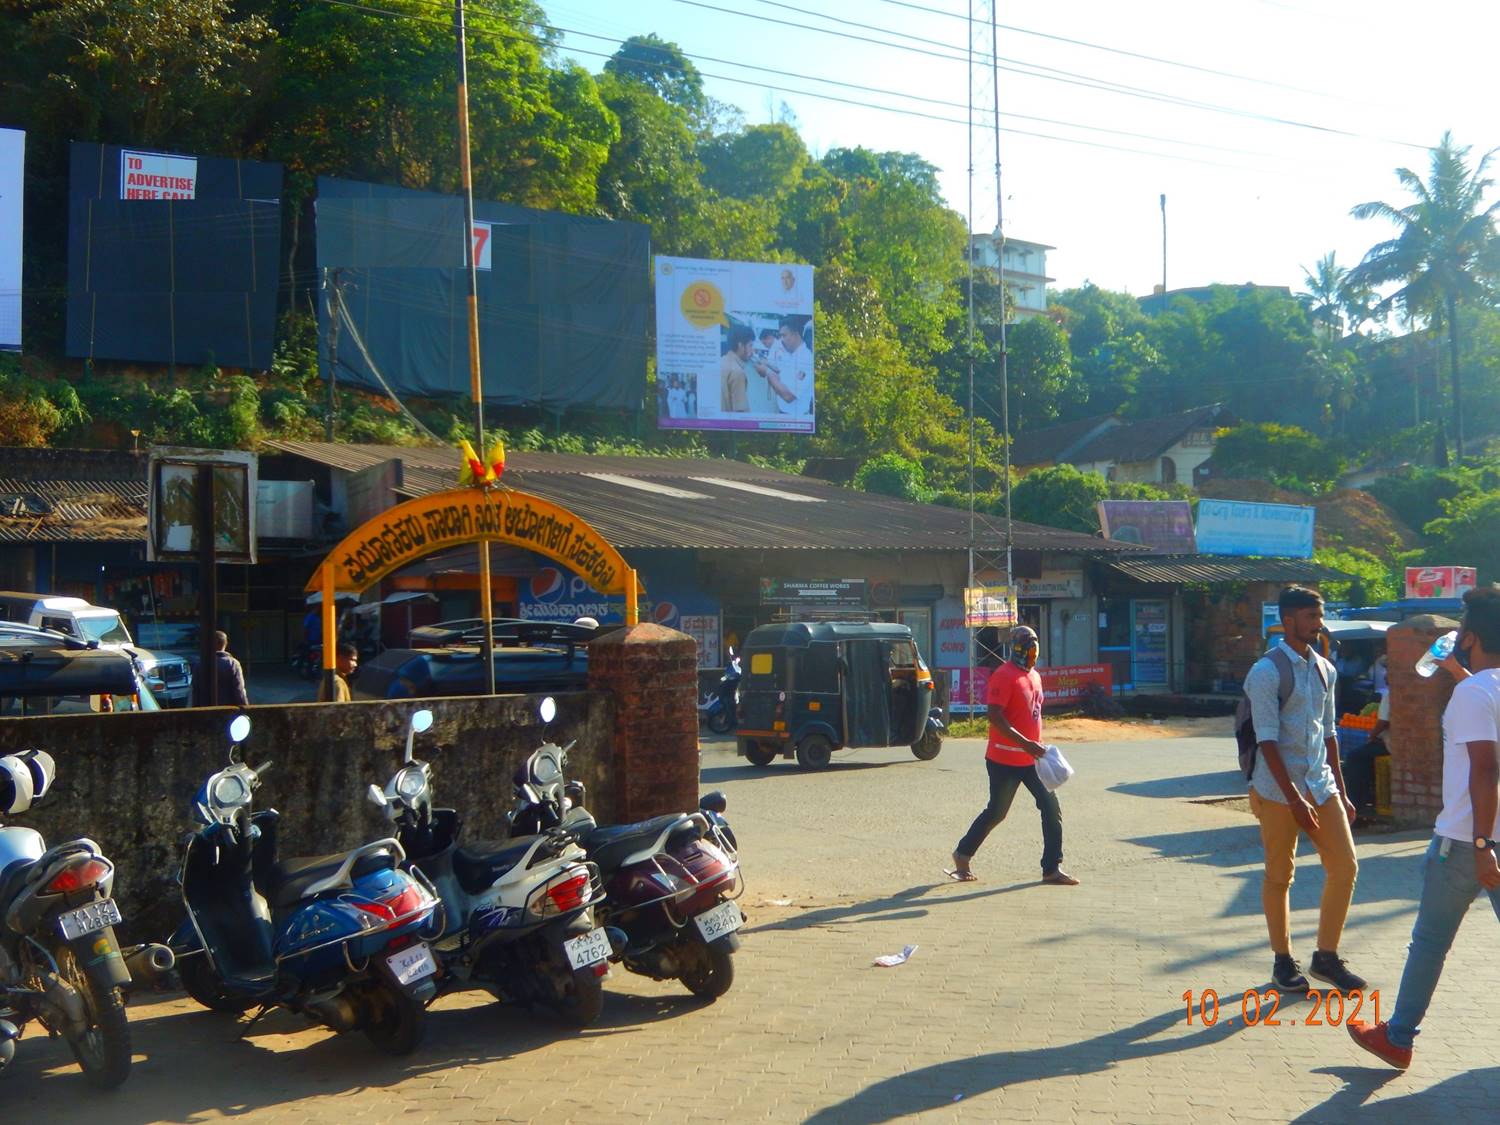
[{"left": 734, "top": 621, "right": 944, "bottom": 770}]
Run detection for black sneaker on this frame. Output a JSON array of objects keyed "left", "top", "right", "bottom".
[
  {"left": 1272, "top": 954, "right": 1309, "bottom": 991},
  {"left": 1310, "top": 951, "right": 1368, "bottom": 992}
]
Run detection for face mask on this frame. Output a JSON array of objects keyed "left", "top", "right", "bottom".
[{"left": 1012, "top": 644, "right": 1038, "bottom": 671}]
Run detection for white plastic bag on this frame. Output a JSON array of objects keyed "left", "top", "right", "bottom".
[{"left": 1035, "top": 744, "right": 1074, "bottom": 791}]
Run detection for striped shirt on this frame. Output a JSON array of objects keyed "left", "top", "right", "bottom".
[{"left": 1246, "top": 641, "right": 1339, "bottom": 805}]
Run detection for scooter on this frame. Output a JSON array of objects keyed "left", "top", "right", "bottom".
[
  {"left": 508, "top": 713, "right": 744, "bottom": 1001},
  {"left": 169, "top": 715, "right": 440, "bottom": 1055},
  {"left": 367, "top": 705, "right": 612, "bottom": 1027},
  {"left": 0, "top": 750, "right": 173, "bottom": 1089},
  {"left": 698, "top": 650, "right": 742, "bottom": 735}
]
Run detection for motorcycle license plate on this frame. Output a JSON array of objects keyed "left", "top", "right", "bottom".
[
  {"left": 385, "top": 942, "right": 437, "bottom": 987},
  {"left": 563, "top": 927, "right": 611, "bottom": 970},
  {"left": 693, "top": 900, "right": 742, "bottom": 943},
  {"left": 57, "top": 898, "right": 123, "bottom": 941}
]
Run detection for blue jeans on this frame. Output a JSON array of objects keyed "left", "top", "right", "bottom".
[
  {"left": 1387, "top": 836, "right": 1500, "bottom": 1048},
  {"left": 955, "top": 759, "right": 1063, "bottom": 874}
]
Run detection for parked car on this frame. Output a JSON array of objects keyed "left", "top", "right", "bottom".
[
  {"left": 354, "top": 619, "right": 600, "bottom": 700},
  {"left": 0, "top": 622, "right": 162, "bottom": 714},
  {"left": 0, "top": 593, "right": 192, "bottom": 707}
]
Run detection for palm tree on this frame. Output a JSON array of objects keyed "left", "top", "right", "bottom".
[
  {"left": 1300, "top": 252, "right": 1347, "bottom": 338},
  {"left": 1351, "top": 132, "right": 1500, "bottom": 463}
]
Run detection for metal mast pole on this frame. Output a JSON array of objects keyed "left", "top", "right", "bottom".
[
  {"left": 991, "top": 6, "right": 1013, "bottom": 611},
  {"left": 965, "top": 0, "right": 977, "bottom": 719},
  {"left": 1160, "top": 193, "right": 1168, "bottom": 305},
  {"left": 455, "top": 0, "right": 495, "bottom": 694}
]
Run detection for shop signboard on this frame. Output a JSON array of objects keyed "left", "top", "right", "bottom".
[
  {"left": 759, "top": 577, "right": 866, "bottom": 609},
  {"left": 1195, "top": 499, "right": 1315, "bottom": 559},
  {"left": 1016, "top": 571, "right": 1084, "bottom": 599},
  {"left": 147, "top": 448, "right": 258, "bottom": 564},
  {"left": 1132, "top": 599, "right": 1170, "bottom": 686},
  {"left": 964, "top": 585, "right": 1017, "bottom": 627},
  {"left": 1404, "top": 566, "right": 1476, "bottom": 600},
  {"left": 1096, "top": 500, "right": 1196, "bottom": 553},
  {"left": 932, "top": 596, "right": 969, "bottom": 669}
]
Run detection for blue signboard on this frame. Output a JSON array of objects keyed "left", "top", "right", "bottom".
[{"left": 1196, "top": 499, "right": 1315, "bottom": 559}]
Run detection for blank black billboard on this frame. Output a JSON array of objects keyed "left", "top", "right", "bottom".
[
  {"left": 66, "top": 142, "right": 282, "bottom": 370},
  {"left": 315, "top": 177, "right": 648, "bottom": 411}
]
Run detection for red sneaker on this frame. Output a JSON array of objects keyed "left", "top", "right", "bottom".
[{"left": 1347, "top": 1020, "right": 1412, "bottom": 1070}]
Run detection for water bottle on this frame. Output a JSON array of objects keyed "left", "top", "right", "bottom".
[{"left": 1415, "top": 631, "right": 1459, "bottom": 678}]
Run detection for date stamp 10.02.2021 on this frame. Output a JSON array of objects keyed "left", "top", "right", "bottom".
[{"left": 1182, "top": 989, "right": 1381, "bottom": 1028}]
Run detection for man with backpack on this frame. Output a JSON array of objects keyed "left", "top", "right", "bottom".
[{"left": 1241, "top": 586, "right": 1367, "bottom": 993}]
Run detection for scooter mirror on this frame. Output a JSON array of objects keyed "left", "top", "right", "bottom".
[
  {"left": 367, "top": 783, "right": 388, "bottom": 809},
  {"left": 411, "top": 709, "right": 434, "bottom": 734},
  {"left": 539, "top": 697, "right": 557, "bottom": 724},
  {"left": 228, "top": 715, "right": 252, "bottom": 744}
]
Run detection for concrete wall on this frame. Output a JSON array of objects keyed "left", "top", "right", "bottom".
[
  {"left": 0, "top": 692, "right": 613, "bottom": 941},
  {"left": 1386, "top": 615, "right": 1460, "bottom": 826},
  {"left": 1185, "top": 581, "right": 1285, "bottom": 692}
]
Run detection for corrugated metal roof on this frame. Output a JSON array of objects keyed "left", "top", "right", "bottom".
[
  {"left": 1107, "top": 555, "right": 1350, "bottom": 585},
  {"left": 0, "top": 479, "right": 145, "bottom": 543},
  {"left": 265, "top": 441, "right": 1147, "bottom": 556}
]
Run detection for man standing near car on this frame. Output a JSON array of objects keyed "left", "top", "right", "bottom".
[
  {"left": 1349, "top": 585, "right": 1500, "bottom": 1069},
  {"left": 949, "top": 625, "right": 1078, "bottom": 886},
  {"left": 1246, "top": 586, "right": 1366, "bottom": 994},
  {"left": 318, "top": 642, "right": 358, "bottom": 703},
  {"left": 211, "top": 630, "right": 249, "bottom": 708}
]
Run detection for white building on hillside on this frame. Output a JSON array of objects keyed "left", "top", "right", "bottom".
[{"left": 970, "top": 234, "right": 1055, "bottom": 320}]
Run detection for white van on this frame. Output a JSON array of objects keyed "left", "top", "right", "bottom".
[{"left": 0, "top": 593, "right": 193, "bottom": 707}]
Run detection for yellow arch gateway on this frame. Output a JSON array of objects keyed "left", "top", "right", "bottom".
[{"left": 305, "top": 486, "right": 642, "bottom": 622}]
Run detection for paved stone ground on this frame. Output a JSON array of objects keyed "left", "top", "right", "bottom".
[{"left": 9, "top": 732, "right": 1499, "bottom": 1123}]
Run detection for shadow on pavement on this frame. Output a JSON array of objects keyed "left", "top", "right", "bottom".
[
  {"left": 1110, "top": 769, "right": 1245, "bottom": 801},
  {"left": 7, "top": 987, "right": 708, "bottom": 1123},
  {"left": 804, "top": 1006, "right": 1249, "bottom": 1124},
  {"left": 701, "top": 760, "right": 908, "bottom": 783},
  {"left": 747, "top": 880, "right": 1038, "bottom": 935},
  {"left": 1294, "top": 1064, "right": 1500, "bottom": 1123}
]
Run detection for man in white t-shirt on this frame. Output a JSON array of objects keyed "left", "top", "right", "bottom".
[
  {"left": 666, "top": 377, "right": 687, "bottom": 418},
  {"left": 1349, "top": 585, "right": 1500, "bottom": 1069},
  {"left": 771, "top": 317, "right": 813, "bottom": 416}
]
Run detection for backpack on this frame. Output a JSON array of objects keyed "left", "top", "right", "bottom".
[{"left": 1234, "top": 647, "right": 1328, "bottom": 780}]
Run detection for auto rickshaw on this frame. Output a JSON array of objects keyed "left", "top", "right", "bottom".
[{"left": 734, "top": 621, "right": 944, "bottom": 770}]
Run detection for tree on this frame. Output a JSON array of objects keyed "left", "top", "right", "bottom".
[
  {"left": 1423, "top": 489, "right": 1500, "bottom": 584},
  {"left": 1301, "top": 252, "right": 1349, "bottom": 339},
  {"left": 1010, "top": 465, "right": 1109, "bottom": 534},
  {"left": 593, "top": 72, "right": 703, "bottom": 251},
  {"left": 603, "top": 34, "right": 706, "bottom": 120},
  {"left": 853, "top": 452, "right": 930, "bottom": 502},
  {"left": 1212, "top": 422, "right": 1342, "bottom": 491},
  {"left": 1351, "top": 132, "right": 1500, "bottom": 463},
  {"left": 700, "top": 123, "right": 808, "bottom": 200},
  {"left": 1006, "top": 317, "right": 1079, "bottom": 432}
]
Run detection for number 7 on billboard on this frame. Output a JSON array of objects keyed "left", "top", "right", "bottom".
[{"left": 471, "top": 222, "right": 492, "bottom": 272}]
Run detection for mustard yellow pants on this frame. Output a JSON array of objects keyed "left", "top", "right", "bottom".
[{"left": 1249, "top": 789, "right": 1358, "bottom": 955}]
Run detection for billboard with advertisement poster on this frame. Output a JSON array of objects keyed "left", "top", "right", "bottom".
[
  {"left": 0, "top": 128, "right": 21, "bottom": 351},
  {"left": 1195, "top": 499, "right": 1315, "bottom": 558},
  {"left": 949, "top": 664, "right": 1113, "bottom": 714},
  {"left": 1096, "top": 500, "right": 1196, "bottom": 553},
  {"left": 655, "top": 256, "right": 814, "bottom": 434},
  {"left": 1404, "top": 566, "right": 1476, "bottom": 600}
]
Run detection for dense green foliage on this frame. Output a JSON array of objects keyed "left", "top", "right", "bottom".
[{"left": 1211, "top": 423, "right": 1344, "bottom": 493}]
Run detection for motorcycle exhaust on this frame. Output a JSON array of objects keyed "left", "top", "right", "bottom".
[{"left": 122, "top": 943, "right": 177, "bottom": 985}]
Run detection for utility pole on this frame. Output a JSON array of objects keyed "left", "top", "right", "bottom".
[
  {"left": 323, "top": 267, "right": 342, "bottom": 441},
  {"left": 1159, "top": 193, "right": 1168, "bottom": 309},
  {"left": 455, "top": 0, "right": 496, "bottom": 694}
]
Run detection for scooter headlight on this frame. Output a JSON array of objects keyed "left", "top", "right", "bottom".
[
  {"left": 395, "top": 765, "right": 426, "bottom": 802},
  {"left": 211, "top": 772, "right": 249, "bottom": 808}
]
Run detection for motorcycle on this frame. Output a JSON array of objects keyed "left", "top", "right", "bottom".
[
  {"left": 509, "top": 706, "right": 744, "bottom": 1002},
  {"left": 0, "top": 749, "right": 173, "bottom": 1089},
  {"left": 168, "top": 715, "right": 440, "bottom": 1055},
  {"left": 698, "top": 650, "right": 742, "bottom": 735},
  {"left": 366, "top": 705, "right": 612, "bottom": 1027}
]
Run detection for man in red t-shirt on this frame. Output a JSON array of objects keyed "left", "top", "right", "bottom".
[{"left": 949, "top": 626, "right": 1078, "bottom": 885}]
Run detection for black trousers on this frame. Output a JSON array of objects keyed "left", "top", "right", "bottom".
[{"left": 956, "top": 758, "right": 1063, "bottom": 873}]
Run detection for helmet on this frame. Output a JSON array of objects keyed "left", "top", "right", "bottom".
[{"left": 0, "top": 750, "right": 56, "bottom": 816}]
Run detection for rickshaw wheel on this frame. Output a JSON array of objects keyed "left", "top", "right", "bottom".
[
  {"left": 911, "top": 730, "right": 943, "bottom": 760},
  {"left": 795, "top": 734, "right": 833, "bottom": 770},
  {"left": 735, "top": 735, "right": 774, "bottom": 774}
]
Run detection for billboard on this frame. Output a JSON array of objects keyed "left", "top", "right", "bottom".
[
  {"left": 315, "top": 177, "right": 648, "bottom": 410},
  {"left": 1196, "top": 499, "right": 1314, "bottom": 558},
  {"left": 66, "top": 142, "right": 282, "bottom": 369},
  {"left": 1096, "top": 500, "right": 1196, "bottom": 553},
  {"left": 0, "top": 128, "right": 21, "bottom": 351},
  {"left": 949, "top": 664, "right": 1113, "bottom": 713},
  {"left": 655, "top": 256, "right": 814, "bottom": 433},
  {"left": 1405, "top": 566, "right": 1476, "bottom": 599},
  {"left": 759, "top": 577, "right": 865, "bottom": 609}
]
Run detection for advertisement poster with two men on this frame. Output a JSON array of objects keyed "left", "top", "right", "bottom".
[{"left": 655, "top": 256, "right": 815, "bottom": 433}]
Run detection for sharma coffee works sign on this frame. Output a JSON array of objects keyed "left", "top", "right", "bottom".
[
  {"left": 759, "top": 578, "right": 867, "bottom": 609},
  {"left": 327, "top": 489, "right": 628, "bottom": 594}
]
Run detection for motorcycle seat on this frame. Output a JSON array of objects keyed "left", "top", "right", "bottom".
[
  {"left": 451, "top": 837, "right": 543, "bottom": 897},
  {"left": 585, "top": 814, "right": 700, "bottom": 873},
  {"left": 263, "top": 848, "right": 396, "bottom": 910}
]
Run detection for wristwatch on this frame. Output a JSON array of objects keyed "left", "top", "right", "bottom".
[{"left": 1475, "top": 836, "right": 1495, "bottom": 851}]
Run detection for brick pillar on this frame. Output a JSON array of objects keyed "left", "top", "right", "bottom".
[
  {"left": 587, "top": 623, "right": 700, "bottom": 822},
  {"left": 1386, "top": 614, "right": 1461, "bottom": 827}
]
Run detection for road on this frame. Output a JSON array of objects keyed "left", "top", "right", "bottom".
[{"left": 8, "top": 731, "right": 1497, "bottom": 1123}]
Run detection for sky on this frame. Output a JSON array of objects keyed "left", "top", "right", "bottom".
[{"left": 550, "top": 0, "right": 1500, "bottom": 297}]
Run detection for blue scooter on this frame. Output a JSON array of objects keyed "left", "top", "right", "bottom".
[
  {"left": 698, "top": 650, "right": 742, "bottom": 735},
  {"left": 169, "top": 715, "right": 440, "bottom": 1055}
]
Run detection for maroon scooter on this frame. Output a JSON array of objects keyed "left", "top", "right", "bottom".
[{"left": 507, "top": 718, "right": 743, "bottom": 1001}]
